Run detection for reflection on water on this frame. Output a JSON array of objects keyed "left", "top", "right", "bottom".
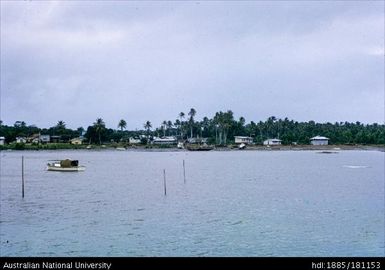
[{"left": 0, "top": 150, "right": 384, "bottom": 256}]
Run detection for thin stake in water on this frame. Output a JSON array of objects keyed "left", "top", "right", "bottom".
[
  {"left": 22, "top": 155, "right": 24, "bottom": 198},
  {"left": 183, "top": 159, "right": 186, "bottom": 184},
  {"left": 163, "top": 169, "right": 167, "bottom": 196}
]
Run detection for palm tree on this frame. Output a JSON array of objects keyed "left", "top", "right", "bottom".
[
  {"left": 93, "top": 118, "right": 105, "bottom": 145},
  {"left": 238, "top": 116, "right": 246, "bottom": 136},
  {"left": 14, "top": 121, "right": 26, "bottom": 128},
  {"left": 222, "top": 110, "right": 234, "bottom": 144},
  {"left": 55, "top": 120, "right": 66, "bottom": 136},
  {"left": 179, "top": 112, "right": 185, "bottom": 137},
  {"left": 144, "top": 121, "right": 152, "bottom": 138},
  {"left": 213, "top": 110, "right": 233, "bottom": 144},
  {"left": 56, "top": 120, "right": 66, "bottom": 129},
  {"left": 201, "top": 117, "right": 210, "bottom": 138},
  {"left": 174, "top": 119, "right": 181, "bottom": 137},
  {"left": 188, "top": 108, "right": 196, "bottom": 138},
  {"left": 239, "top": 117, "right": 245, "bottom": 126},
  {"left": 266, "top": 116, "right": 277, "bottom": 138},
  {"left": 118, "top": 119, "right": 127, "bottom": 131},
  {"left": 179, "top": 112, "right": 185, "bottom": 121},
  {"left": 167, "top": 121, "right": 173, "bottom": 136},
  {"left": 161, "top": 120, "right": 167, "bottom": 137}
]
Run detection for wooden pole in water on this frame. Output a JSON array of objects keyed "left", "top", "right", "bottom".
[
  {"left": 183, "top": 160, "right": 186, "bottom": 184},
  {"left": 163, "top": 169, "right": 167, "bottom": 196},
  {"left": 22, "top": 155, "right": 24, "bottom": 198}
]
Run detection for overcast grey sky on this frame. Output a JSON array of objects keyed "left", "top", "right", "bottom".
[{"left": 1, "top": 1, "right": 384, "bottom": 129}]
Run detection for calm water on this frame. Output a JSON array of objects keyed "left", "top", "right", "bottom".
[{"left": 0, "top": 149, "right": 384, "bottom": 257}]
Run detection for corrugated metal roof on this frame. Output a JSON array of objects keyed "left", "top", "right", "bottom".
[
  {"left": 310, "top": 136, "right": 329, "bottom": 140},
  {"left": 265, "top": 138, "right": 281, "bottom": 141}
]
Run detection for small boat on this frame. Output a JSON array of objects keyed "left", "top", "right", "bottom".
[
  {"left": 116, "top": 147, "right": 126, "bottom": 151},
  {"left": 47, "top": 159, "right": 86, "bottom": 172},
  {"left": 177, "top": 142, "right": 184, "bottom": 149},
  {"left": 317, "top": 151, "right": 338, "bottom": 154},
  {"left": 186, "top": 144, "right": 213, "bottom": 151},
  {"left": 239, "top": 143, "right": 246, "bottom": 149}
]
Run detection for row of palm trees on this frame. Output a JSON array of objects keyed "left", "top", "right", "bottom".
[
  {"left": 85, "top": 108, "right": 197, "bottom": 144},
  {"left": 116, "top": 108, "right": 231, "bottom": 144},
  {"left": 85, "top": 108, "right": 198, "bottom": 145},
  {"left": 49, "top": 108, "right": 385, "bottom": 146},
  {"left": 3, "top": 111, "right": 385, "bottom": 146},
  {"left": 140, "top": 108, "right": 197, "bottom": 139}
]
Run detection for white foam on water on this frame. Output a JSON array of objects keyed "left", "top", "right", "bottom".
[{"left": 343, "top": 165, "right": 369, "bottom": 169}]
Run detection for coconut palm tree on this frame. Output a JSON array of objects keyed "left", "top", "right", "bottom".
[
  {"left": 144, "top": 121, "right": 152, "bottom": 138},
  {"left": 201, "top": 117, "right": 210, "bottom": 137},
  {"left": 179, "top": 112, "right": 185, "bottom": 121},
  {"left": 161, "top": 120, "right": 167, "bottom": 137},
  {"left": 56, "top": 120, "right": 66, "bottom": 129},
  {"left": 179, "top": 112, "right": 185, "bottom": 137},
  {"left": 55, "top": 120, "right": 66, "bottom": 136},
  {"left": 14, "top": 121, "right": 26, "bottom": 128},
  {"left": 167, "top": 121, "right": 173, "bottom": 136},
  {"left": 188, "top": 108, "right": 196, "bottom": 138},
  {"left": 266, "top": 116, "right": 277, "bottom": 138},
  {"left": 118, "top": 119, "right": 127, "bottom": 132},
  {"left": 239, "top": 117, "right": 245, "bottom": 127},
  {"left": 93, "top": 118, "right": 105, "bottom": 145},
  {"left": 174, "top": 119, "right": 181, "bottom": 137}
]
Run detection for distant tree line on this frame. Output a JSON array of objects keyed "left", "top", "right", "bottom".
[{"left": 1, "top": 109, "right": 384, "bottom": 145}]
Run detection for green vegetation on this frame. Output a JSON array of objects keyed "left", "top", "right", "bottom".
[
  {"left": 1, "top": 111, "right": 384, "bottom": 149},
  {"left": 0, "top": 143, "right": 85, "bottom": 151}
]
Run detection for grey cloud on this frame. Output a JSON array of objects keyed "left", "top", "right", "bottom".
[{"left": 1, "top": 1, "right": 383, "bottom": 129}]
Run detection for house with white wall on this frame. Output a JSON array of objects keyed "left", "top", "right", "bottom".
[
  {"left": 234, "top": 136, "right": 253, "bottom": 144},
  {"left": 310, "top": 136, "right": 329, "bottom": 145},
  {"left": 263, "top": 138, "right": 282, "bottom": 145}
]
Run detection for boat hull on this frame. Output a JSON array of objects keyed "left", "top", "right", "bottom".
[
  {"left": 47, "top": 165, "right": 86, "bottom": 172},
  {"left": 186, "top": 145, "right": 213, "bottom": 151}
]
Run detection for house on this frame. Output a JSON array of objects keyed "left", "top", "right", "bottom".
[
  {"left": 16, "top": 137, "right": 27, "bottom": 143},
  {"left": 50, "top": 136, "right": 61, "bottom": 143},
  {"left": 0, "top": 137, "right": 5, "bottom": 145},
  {"left": 129, "top": 137, "right": 141, "bottom": 144},
  {"left": 263, "top": 138, "right": 282, "bottom": 145},
  {"left": 40, "top": 135, "right": 50, "bottom": 143},
  {"left": 234, "top": 136, "right": 253, "bottom": 144},
  {"left": 310, "top": 136, "right": 329, "bottom": 145},
  {"left": 152, "top": 136, "right": 177, "bottom": 145},
  {"left": 27, "top": 134, "right": 40, "bottom": 143},
  {"left": 70, "top": 137, "right": 83, "bottom": 145},
  {"left": 187, "top": 137, "right": 208, "bottom": 144}
]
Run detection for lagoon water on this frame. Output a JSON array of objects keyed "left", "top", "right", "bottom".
[{"left": 0, "top": 150, "right": 384, "bottom": 256}]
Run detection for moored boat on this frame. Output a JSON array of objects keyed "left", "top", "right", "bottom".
[
  {"left": 47, "top": 159, "right": 86, "bottom": 172},
  {"left": 186, "top": 144, "right": 214, "bottom": 151},
  {"left": 177, "top": 142, "right": 184, "bottom": 149},
  {"left": 238, "top": 143, "right": 246, "bottom": 149}
]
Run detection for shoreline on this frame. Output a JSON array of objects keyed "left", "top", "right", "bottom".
[{"left": 1, "top": 144, "right": 384, "bottom": 152}]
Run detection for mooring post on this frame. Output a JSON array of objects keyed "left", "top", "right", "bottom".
[
  {"left": 163, "top": 169, "right": 167, "bottom": 196},
  {"left": 22, "top": 155, "right": 24, "bottom": 198},
  {"left": 183, "top": 159, "right": 186, "bottom": 184}
]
